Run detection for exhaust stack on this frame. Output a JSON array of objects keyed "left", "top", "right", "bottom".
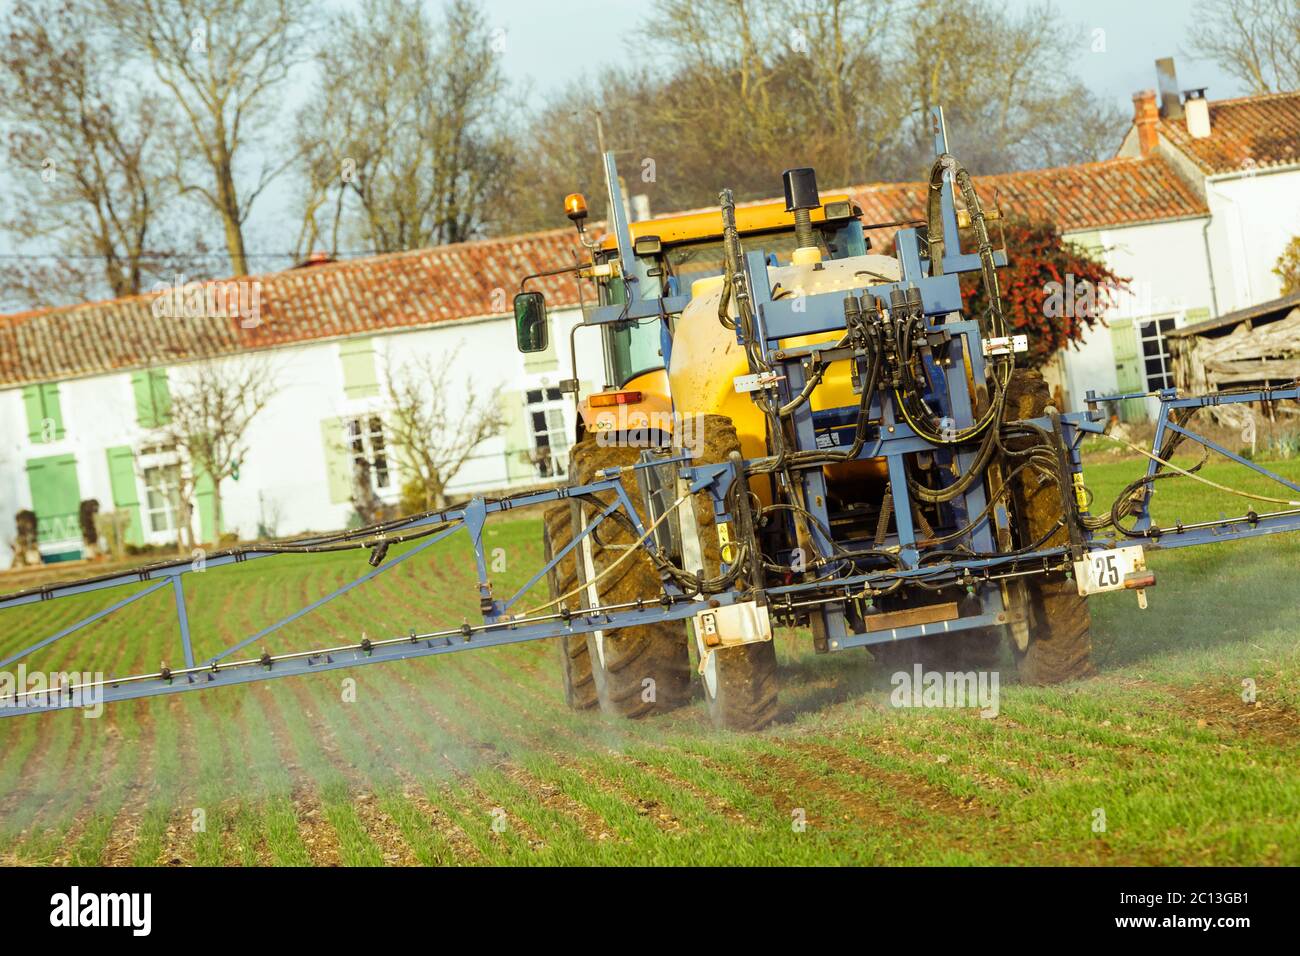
[{"left": 782, "top": 167, "right": 822, "bottom": 265}]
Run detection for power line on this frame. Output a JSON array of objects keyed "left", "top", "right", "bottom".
[{"left": 0, "top": 251, "right": 394, "bottom": 261}]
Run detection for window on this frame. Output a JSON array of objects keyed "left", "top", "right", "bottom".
[
  {"left": 143, "top": 464, "right": 182, "bottom": 533},
  {"left": 347, "top": 416, "right": 390, "bottom": 492},
  {"left": 525, "top": 388, "right": 568, "bottom": 478},
  {"left": 1139, "top": 317, "right": 1177, "bottom": 391},
  {"left": 663, "top": 232, "right": 810, "bottom": 285},
  {"left": 609, "top": 319, "right": 664, "bottom": 387}
]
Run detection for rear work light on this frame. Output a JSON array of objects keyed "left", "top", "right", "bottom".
[
  {"left": 589, "top": 390, "right": 643, "bottom": 407},
  {"left": 822, "top": 200, "right": 854, "bottom": 220}
]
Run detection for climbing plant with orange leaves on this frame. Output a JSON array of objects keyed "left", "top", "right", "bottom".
[{"left": 959, "top": 218, "right": 1129, "bottom": 370}]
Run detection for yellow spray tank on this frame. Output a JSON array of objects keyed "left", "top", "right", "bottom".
[{"left": 667, "top": 251, "right": 903, "bottom": 502}]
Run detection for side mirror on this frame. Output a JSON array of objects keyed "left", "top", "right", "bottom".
[{"left": 514, "top": 291, "right": 550, "bottom": 353}]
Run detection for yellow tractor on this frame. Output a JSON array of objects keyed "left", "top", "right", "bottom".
[{"left": 515, "top": 144, "right": 1090, "bottom": 731}]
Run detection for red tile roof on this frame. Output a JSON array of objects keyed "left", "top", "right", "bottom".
[
  {"left": 0, "top": 155, "right": 1208, "bottom": 389},
  {"left": 849, "top": 155, "right": 1206, "bottom": 249},
  {"left": 0, "top": 229, "right": 585, "bottom": 388},
  {"left": 1156, "top": 90, "right": 1300, "bottom": 175}
]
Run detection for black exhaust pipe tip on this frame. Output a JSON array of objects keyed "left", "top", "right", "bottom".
[{"left": 782, "top": 167, "right": 820, "bottom": 212}]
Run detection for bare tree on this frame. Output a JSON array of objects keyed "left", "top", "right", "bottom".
[
  {"left": 1186, "top": 0, "right": 1300, "bottom": 94},
  {"left": 890, "top": 0, "right": 1126, "bottom": 175},
  {"left": 295, "top": 0, "right": 515, "bottom": 255},
  {"left": 101, "top": 0, "right": 313, "bottom": 276},
  {"left": 500, "top": 69, "right": 663, "bottom": 233},
  {"left": 0, "top": 0, "right": 202, "bottom": 310},
  {"left": 642, "top": 0, "right": 900, "bottom": 189},
  {"left": 161, "top": 357, "right": 276, "bottom": 546},
  {"left": 503, "top": 0, "right": 1124, "bottom": 232},
  {"left": 384, "top": 350, "right": 504, "bottom": 511}
]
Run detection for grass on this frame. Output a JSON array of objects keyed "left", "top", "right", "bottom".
[{"left": 0, "top": 453, "right": 1298, "bottom": 865}]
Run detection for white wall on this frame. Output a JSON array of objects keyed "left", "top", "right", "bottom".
[
  {"left": 1, "top": 372, "right": 143, "bottom": 557},
  {"left": 365, "top": 306, "right": 600, "bottom": 500},
  {"left": 0, "top": 305, "right": 602, "bottom": 568},
  {"left": 1204, "top": 166, "right": 1300, "bottom": 313},
  {"left": 1059, "top": 217, "right": 1216, "bottom": 416}
]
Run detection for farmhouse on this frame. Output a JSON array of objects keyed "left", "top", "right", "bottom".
[
  {"left": 0, "top": 232, "right": 604, "bottom": 564},
  {"left": 2, "top": 80, "right": 1296, "bottom": 568}
]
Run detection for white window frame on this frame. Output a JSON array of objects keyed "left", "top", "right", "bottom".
[
  {"left": 1138, "top": 313, "right": 1179, "bottom": 392},
  {"left": 525, "top": 386, "right": 569, "bottom": 479},
  {"left": 345, "top": 414, "right": 393, "bottom": 496},
  {"left": 141, "top": 461, "right": 182, "bottom": 535}
]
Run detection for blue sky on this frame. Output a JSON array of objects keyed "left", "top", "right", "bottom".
[{"left": 483, "top": 0, "right": 1245, "bottom": 113}]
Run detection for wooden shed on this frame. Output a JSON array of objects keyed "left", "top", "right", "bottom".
[{"left": 1168, "top": 292, "right": 1300, "bottom": 392}]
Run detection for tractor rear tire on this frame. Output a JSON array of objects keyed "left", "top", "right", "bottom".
[
  {"left": 569, "top": 439, "right": 693, "bottom": 719},
  {"left": 1003, "top": 369, "right": 1095, "bottom": 684},
  {"left": 692, "top": 415, "right": 780, "bottom": 731},
  {"left": 543, "top": 505, "right": 598, "bottom": 710}
]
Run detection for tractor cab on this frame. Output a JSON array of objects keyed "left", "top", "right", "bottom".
[{"left": 513, "top": 155, "right": 870, "bottom": 445}]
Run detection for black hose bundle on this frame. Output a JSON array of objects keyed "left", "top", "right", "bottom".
[
  {"left": 1107, "top": 406, "right": 1207, "bottom": 536},
  {"left": 708, "top": 154, "right": 1040, "bottom": 590}
]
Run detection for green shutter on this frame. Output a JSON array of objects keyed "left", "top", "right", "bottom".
[
  {"left": 1111, "top": 318, "right": 1138, "bottom": 365},
  {"left": 340, "top": 338, "right": 380, "bottom": 398},
  {"left": 42, "top": 384, "right": 65, "bottom": 438},
  {"left": 105, "top": 446, "right": 144, "bottom": 546},
  {"left": 321, "top": 418, "right": 353, "bottom": 504},
  {"left": 131, "top": 372, "right": 149, "bottom": 424},
  {"left": 22, "top": 383, "right": 64, "bottom": 442},
  {"left": 193, "top": 469, "right": 216, "bottom": 543},
  {"left": 498, "top": 391, "right": 531, "bottom": 482},
  {"left": 150, "top": 371, "right": 172, "bottom": 424},
  {"left": 1183, "top": 307, "right": 1211, "bottom": 327},
  {"left": 22, "top": 386, "right": 43, "bottom": 442},
  {"left": 1109, "top": 319, "right": 1147, "bottom": 422},
  {"left": 25, "top": 454, "right": 82, "bottom": 544},
  {"left": 132, "top": 369, "right": 171, "bottom": 427}
]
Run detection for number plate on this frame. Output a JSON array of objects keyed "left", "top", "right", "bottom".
[{"left": 1074, "top": 546, "right": 1147, "bottom": 596}]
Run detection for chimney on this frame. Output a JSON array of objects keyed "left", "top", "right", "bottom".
[
  {"left": 1183, "top": 87, "right": 1211, "bottom": 138},
  {"left": 1156, "top": 57, "right": 1184, "bottom": 120},
  {"left": 293, "top": 251, "right": 336, "bottom": 269},
  {"left": 1132, "top": 90, "right": 1159, "bottom": 156}
]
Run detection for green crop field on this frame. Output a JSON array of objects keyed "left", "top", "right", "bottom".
[{"left": 1, "top": 455, "right": 1298, "bottom": 866}]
